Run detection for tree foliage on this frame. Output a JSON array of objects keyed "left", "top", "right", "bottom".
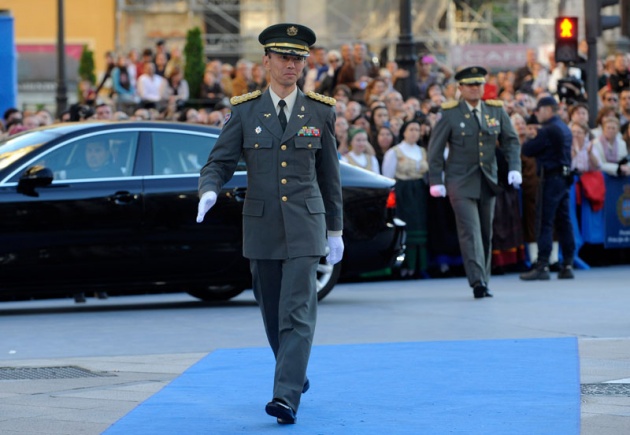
[
  {"left": 184, "top": 27, "right": 206, "bottom": 100},
  {"left": 78, "top": 44, "right": 96, "bottom": 84},
  {"left": 490, "top": 2, "right": 518, "bottom": 43}
]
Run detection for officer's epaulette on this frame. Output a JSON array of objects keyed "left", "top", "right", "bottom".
[
  {"left": 485, "top": 99, "right": 504, "bottom": 107},
  {"left": 306, "top": 91, "right": 336, "bottom": 106},
  {"left": 230, "top": 90, "right": 262, "bottom": 106},
  {"left": 441, "top": 100, "right": 459, "bottom": 110}
]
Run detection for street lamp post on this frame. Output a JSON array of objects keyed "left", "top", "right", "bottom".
[
  {"left": 395, "top": 0, "right": 418, "bottom": 100},
  {"left": 56, "top": 0, "right": 68, "bottom": 119}
]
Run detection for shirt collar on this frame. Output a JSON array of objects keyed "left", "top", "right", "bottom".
[
  {"left": 269, "top": 87, "right": 298, "bottom": 115},
  {"left": 464, "top": 100, "right": 481, "bottom": 115}
]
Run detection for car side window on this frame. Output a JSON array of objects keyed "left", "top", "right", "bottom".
[
  {"left": 33, "top": 132, "right": 138, "bottom": 180},
  {"left": 150, "top": 132, "right": 216, "bottom": 175}
]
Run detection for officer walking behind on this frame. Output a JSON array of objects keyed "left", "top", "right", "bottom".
[
  {"left": 196, "top": 23, "right": 344, "bottom": 424},
  {"left": 428, "top": 66, "right": 522, "bottom": 299},
  {"left": 519, "top": 96, "right": 575, "bottom": 280}
]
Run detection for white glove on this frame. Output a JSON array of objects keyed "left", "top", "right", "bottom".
[
  {"left": 326, "top": 236, "right": 344, "bottom": 265},
  {"left": 508, "top": 170, "right": 522, "bottom": 189},
  {"left": 430, "top": 184, "right": 447, "bottom": 197},
  {"left": 196, "top": 191, "right": 217, "bottom": 223}
]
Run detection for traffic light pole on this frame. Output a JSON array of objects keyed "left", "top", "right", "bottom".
[
  {"left": 584, "top": 0, "right": 602, "bottom": 128},
  {"left": 583, "top": 0, "right": 624, "bottom": 128},
  {"left": 585, "top": 36, "right": 599, "bottom": 128},
  {"left": 395, "top": 0, "right": 418, "bottom": 100}
]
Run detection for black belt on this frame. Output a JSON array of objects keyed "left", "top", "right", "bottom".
[{"left": 541, "top": 166, "right": 570, "bottom": 177}]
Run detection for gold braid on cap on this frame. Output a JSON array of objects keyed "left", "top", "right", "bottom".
[
  {"left": 306, "top": 91, "right": 336, "bottom": 106},
  {"left": 264, "top": 42, "right": 309, "bottom": 52},
  {"left": 230, "top": 90, "right": 262, "bottom": 106},
  {"left": 458, "top": 77, "right": 486, "bottom": 85}
]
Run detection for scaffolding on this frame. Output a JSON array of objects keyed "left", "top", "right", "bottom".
[{"left": 116, "top": 0, "right": 543, "bottom": 62}]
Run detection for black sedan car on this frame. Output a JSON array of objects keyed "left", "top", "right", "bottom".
[{"left": 0, "top": 122, "right": 405, "bottom": 302}]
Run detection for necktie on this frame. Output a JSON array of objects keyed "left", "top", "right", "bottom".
[
  {"left": 471, "top": 108, "right": 481, "bottom": 128},
  {"left": 278, "top": 100, "right": 287, "bottom": 132}
]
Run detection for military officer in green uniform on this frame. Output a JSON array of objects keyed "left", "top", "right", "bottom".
[
  {"left": 196, "top": 23, "right": 343, "bottom": 424},
  {"left": 428, "top": 66, "right": 521, "bottom": 299}
]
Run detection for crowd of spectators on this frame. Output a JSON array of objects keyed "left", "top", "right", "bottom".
[{"left": 2, "top": 38, "right": 629, "bottom": 276}]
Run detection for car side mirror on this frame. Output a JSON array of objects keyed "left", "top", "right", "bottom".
[{"left": 17, "top": 165, "right": 54, "bottom": 197}]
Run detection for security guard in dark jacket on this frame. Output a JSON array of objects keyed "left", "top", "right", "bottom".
[
  {"left": 196, "top": 23, "right": 343, "bottom": 425},
  {"left": 428, "top": 66, "right": 522, "bottom": 299},
  {"left": 520, "top": 96, "right": 575, "bottom": 280}
]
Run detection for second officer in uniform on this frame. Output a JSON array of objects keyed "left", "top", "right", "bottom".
[{"left": 428, "top": 66, "right": 522, "bottom": 298}]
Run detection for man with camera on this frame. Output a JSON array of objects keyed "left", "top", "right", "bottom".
[{"left": 520, "top": 96, "right": 575, "bottom": 281}]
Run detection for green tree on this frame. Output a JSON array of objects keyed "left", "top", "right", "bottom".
[
  {"left": 78, "top": 44, "right": 96, "bottom": 84},
  {"left": 491, "top": 2, "right": 518, "bottom": 43},
  {"left": 77, "top": 45, "right": 96, "bottom": 103},
  {"left": 184, "top": 27, "right": 206, "bottom": 100}
]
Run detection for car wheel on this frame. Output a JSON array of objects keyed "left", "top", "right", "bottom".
[
  {"left": 316, "top": 260, "right": 341, "bottom": 301},
  {"left": 186, "top": 285, "right": 245, "bottom": 301}
]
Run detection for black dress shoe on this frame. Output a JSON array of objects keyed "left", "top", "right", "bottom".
[
  {"left": 473, "top": 284, "right": 493, "bottom": 299},
  {"left": 558, "top": 265, "right": 574, "bottom": 279},
  {"left": 265, "top": 399, "right": 296, "bottom": 424},
  {"left": 302, "top": 378, "right": 310, "bottom": 394},
  {"left": 73, "top": 293, "right": 86, "bottom": 303},
  {"left": 520, "top": 262, "right": 550, "bottom": 280}
]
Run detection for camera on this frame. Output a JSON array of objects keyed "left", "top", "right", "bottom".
[
  {"left": 557, "top": 77, "right": 586, "bottom": 104},
  {"left": 69, "top": 104, "right": 95, "bottom": 121},
  {"left": 414, "top": 111, "right": 427, "bottom": 123}
]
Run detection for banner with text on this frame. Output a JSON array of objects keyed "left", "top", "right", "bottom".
[
  {"left": 604, "top": 175, "right": 630, "bottom": 248},
  {"left": 451, "top": 44, "right": 532, "bottom": 71}
]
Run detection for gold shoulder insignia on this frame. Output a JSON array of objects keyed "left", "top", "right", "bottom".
[
  {"left": 485, "top": 99, "right": 504, "bottom": 107},
  {"left": 230, "top": 90, "right": 262, "bottom": 106},
  {"left": 306, "top": 90, "right": 336, "bottom": 106},
  {"left": 441, "top": 100, "right": 458, "bottom": 110}
]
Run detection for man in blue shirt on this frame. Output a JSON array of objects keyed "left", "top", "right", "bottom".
[{"left": 520, "top": 96, "right": 575, "bottom": 280}]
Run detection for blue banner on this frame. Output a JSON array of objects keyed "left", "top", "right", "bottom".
[
  {"left": 0, "top": 11, "right": 17, "bottom": 119},
  {"left": 604, "top": 175, "right": 630, "bottom": 248}
]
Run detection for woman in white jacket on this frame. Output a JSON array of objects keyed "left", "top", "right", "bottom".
[{"left": 592, "top": 116, "right": 630, "bottom": 177}]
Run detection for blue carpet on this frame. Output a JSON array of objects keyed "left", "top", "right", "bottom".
[{"left": 105, "top": 338, "right": 580, "bottom": 435}]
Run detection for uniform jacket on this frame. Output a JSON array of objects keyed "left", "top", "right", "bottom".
[
  {"left": 198, "top": 89, "right": 343, "bottom": 260},
  {"left": 522, "top": 114, "right": 572, "bottom": 173},
  {"left": 428, "top": 100, "right": 521, "bottom": 199}
]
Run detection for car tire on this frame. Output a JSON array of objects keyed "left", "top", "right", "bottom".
[
  {"left": 186, "top": 285, "right": 245, "bottom": 301},
  {"left": 316, "top": 260, "right": 341, "bottom": 301}
]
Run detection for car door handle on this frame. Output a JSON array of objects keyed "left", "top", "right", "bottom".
[
  {"left": 227, "top": 187, "right": 247, "bottom": 202},
  {"left": 110, "top": 191, "right": 137, "bottom": 205}
]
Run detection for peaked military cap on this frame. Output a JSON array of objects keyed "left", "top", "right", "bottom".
[
  {"left": 258, "top": 23, "right": 316, "bottom": 57},
  {"left": 455, "top": 66, "right": 488, "bottom": 85}
]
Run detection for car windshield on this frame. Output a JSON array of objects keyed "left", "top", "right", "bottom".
[
  {"left": 0, "top": 131, "right": 59, "bottom": 171},
  {"left": 0, "top": 123, "right": 102, "bottom": 171}
]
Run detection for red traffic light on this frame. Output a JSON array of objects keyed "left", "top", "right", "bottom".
[
  {"left": 555, "top": 16, "right": 579, "bottom": 63},
  {"left": 556, "top": 16, "right": 578, "bottom": 40}
]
